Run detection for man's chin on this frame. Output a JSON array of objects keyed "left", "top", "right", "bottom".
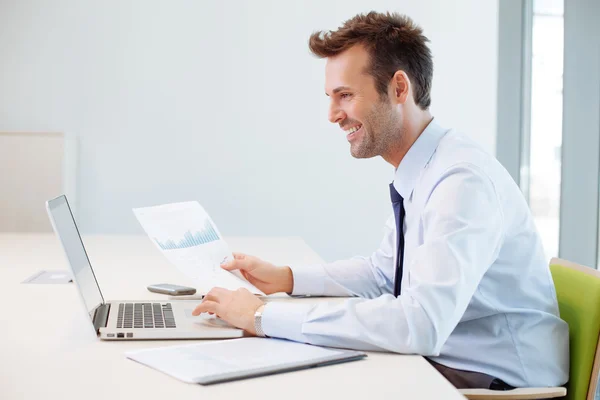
[
  {"left": 350, "top": 144, "right": 376, "bottom": 159},
  {"left": 350, "top": 151, "right": 375, "bottom": 159}
]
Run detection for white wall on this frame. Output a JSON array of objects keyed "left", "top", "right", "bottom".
[{"left": 0, "top": 0, "right": 498, "bottom": 261}]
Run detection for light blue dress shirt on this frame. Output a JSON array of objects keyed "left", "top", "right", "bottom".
[{"left": 262, "top": 119, "right": 569, "bottom": 388}]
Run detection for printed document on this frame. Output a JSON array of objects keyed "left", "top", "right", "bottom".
[
  {"left": 126, "top": 338, "right": 365, "bottom": 384},
  {"left": 133, "top": 201, "right": 264, "bottom": 295}
]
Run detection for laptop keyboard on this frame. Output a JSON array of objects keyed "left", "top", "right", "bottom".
[{"left": 116, "top": 303, "right": 176, "bottom": 329}]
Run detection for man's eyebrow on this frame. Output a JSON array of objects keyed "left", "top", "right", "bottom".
[{"left": 325, "top": 86, "right": 352, "bottom": 96}]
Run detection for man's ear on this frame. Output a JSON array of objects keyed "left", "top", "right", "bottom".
[{"left": 390, "top": 70, "right": 410, "bottom": 104}]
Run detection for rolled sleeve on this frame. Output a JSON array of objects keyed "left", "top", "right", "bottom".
[
  {"left": 262, "top": 301, "right": 312, "bottom": 342},
  {"left": 289, "top": 264, "right": 327, "bottom": 296}
]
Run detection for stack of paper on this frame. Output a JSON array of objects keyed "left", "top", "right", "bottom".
[{"left": 126, "top": 338, "right": 367, "bottom": 384}]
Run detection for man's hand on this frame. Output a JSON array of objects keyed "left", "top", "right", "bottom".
[
  {"left": 191, "top": 287, "right": 264, "bottom": 335},
  {"left": 221, "top": 253, "right": 294, "bottom": 295}
]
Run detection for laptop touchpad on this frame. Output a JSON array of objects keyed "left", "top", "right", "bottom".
[{"left": 184, "top": 308, "right": 236, "bottom": 328}]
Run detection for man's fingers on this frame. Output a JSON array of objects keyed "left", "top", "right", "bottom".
[
  {"left": 243, "top": 273, "right": 265, "bottom": 288},
  {"left": 200, "top": 293, "right": 217, "bottom": 315},
  {"left": 241, "top": 270, "right": 251, "bottom": 281},
  {"left": 240, "top": 270, "right": 269, "bottom": 289},
  {"left": 205, "top": 287, "right": 229, "bottom": 299},
  {"left": 192, "top": 301, "right": 220, "bottom": 316},
  {"left": 221, "top": 260, "right": 240, "bottom": 271},
  {"left": 202, "top": 294, "right": 219, "bottom": 304},
  {"left": 199, "top": 287, "right": 232, "bottom": 312},
  {"left": 221, "top": 255, "right": 250, "bottom": 272}
]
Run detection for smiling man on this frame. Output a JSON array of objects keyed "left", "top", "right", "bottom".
[{"left": 193, "top": 12, "right": 569, "bottom": 390}]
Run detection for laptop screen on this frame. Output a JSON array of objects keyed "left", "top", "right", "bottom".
[{"left": 46, "top": 195, "right": 104, "bottom": 321}]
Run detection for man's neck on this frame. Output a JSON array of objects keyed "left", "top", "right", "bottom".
[{"left": 384, "top": 111, "right": 433, "bottom": 169}]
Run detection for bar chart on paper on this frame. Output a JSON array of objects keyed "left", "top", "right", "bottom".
[
  {"left": 132, "top": 201, "right": 226, "bottom": 254},
  {"left": 132, "top": 201, "right": 265, "bottom": 295},
  {"left": 155, "top": 220, "right": 220, "bottom": 250}
]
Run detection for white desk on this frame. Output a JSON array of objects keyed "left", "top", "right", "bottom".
[{"left": 0, "top": 234, "right": 464, "bottom": 400}]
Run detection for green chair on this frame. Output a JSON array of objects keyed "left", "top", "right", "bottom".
[{"left": 460, "top": 257, "right": 600, "bottom": 400}]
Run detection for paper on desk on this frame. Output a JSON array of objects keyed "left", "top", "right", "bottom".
[
  {"left": 133, "top": 201, "right": 264, "bottom": 295},
  {"left": 125, "top": 338, "right": 348, "bottom": 384},
  {"left": 21, "top": 270, "right": 73, "bottom": 284}
]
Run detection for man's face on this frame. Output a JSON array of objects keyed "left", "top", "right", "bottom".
[{"left": 325, "top": 45, "right": 402, "bottom": 159}]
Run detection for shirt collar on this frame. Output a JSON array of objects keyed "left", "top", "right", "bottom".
[{"left": 393, "top": 118, "right": 448, "bottom": 199}]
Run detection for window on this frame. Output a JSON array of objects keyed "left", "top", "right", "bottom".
[{"left": 525, "top": 0, "right": 564, "bottom": 258}]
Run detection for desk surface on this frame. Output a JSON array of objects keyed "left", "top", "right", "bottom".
[{"left": 0, "top": 234, "right": 464, "bottom": 400}]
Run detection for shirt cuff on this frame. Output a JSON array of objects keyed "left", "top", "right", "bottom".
[
  {"left": 261, "top": 301, "right": 312, "bottom": 342},
  {"left": 289, "top": 264, "right": 327, "bottom": 296}
]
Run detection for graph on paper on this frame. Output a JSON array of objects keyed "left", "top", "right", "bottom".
[
  {"left": 132, "top": 201, "right": 265, "bottom": 295},
  {"left": 154, "top": 220, "right": 220, "bottom": 250}
]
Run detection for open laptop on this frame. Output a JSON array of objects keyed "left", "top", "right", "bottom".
[{"left": 46, "top": 195, "right": 244, "bottom": 340}]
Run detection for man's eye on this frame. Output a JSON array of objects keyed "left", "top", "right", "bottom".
[{"left": 340, "top": 93, "right": 352, "bottom": 99}]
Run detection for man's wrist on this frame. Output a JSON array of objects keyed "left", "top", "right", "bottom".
[{"left": 280, "top": 266, "right": 294, "bottom": 294}]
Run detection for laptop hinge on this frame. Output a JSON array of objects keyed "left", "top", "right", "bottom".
[{"left": 92, "top": 303, "right": 111, "bottom": 333}]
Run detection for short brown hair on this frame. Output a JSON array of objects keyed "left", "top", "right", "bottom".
[{"left": 309, "top": 11, "right": 433, "bottom": 110}]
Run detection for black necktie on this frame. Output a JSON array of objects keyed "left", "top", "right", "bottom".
[{"left": 389, "top": 183, "right": 405, "bottom": 297}]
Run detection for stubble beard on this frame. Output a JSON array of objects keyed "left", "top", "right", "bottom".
[{"left": 350, "top": 100, "right": 402, "bottom": 159}]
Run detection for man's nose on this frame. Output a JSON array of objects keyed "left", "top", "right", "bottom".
[{"left": 328, "top": 104, "right": 346, "bottom": 124}]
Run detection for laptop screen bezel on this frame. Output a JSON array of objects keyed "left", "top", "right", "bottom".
[{"left": 46, "top": 195, "right": 106, "bottom": 320}]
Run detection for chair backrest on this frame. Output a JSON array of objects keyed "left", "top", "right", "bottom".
[
  {"left": 0, "top": 132, "right": 65, "bottom": 232},
  {"left": 550, "top": 257, "right": 600, "bottom": 400}
]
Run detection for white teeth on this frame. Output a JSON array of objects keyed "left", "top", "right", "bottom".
[{"left": 346, "top": 126, "right": 361, "bottom": 134}]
